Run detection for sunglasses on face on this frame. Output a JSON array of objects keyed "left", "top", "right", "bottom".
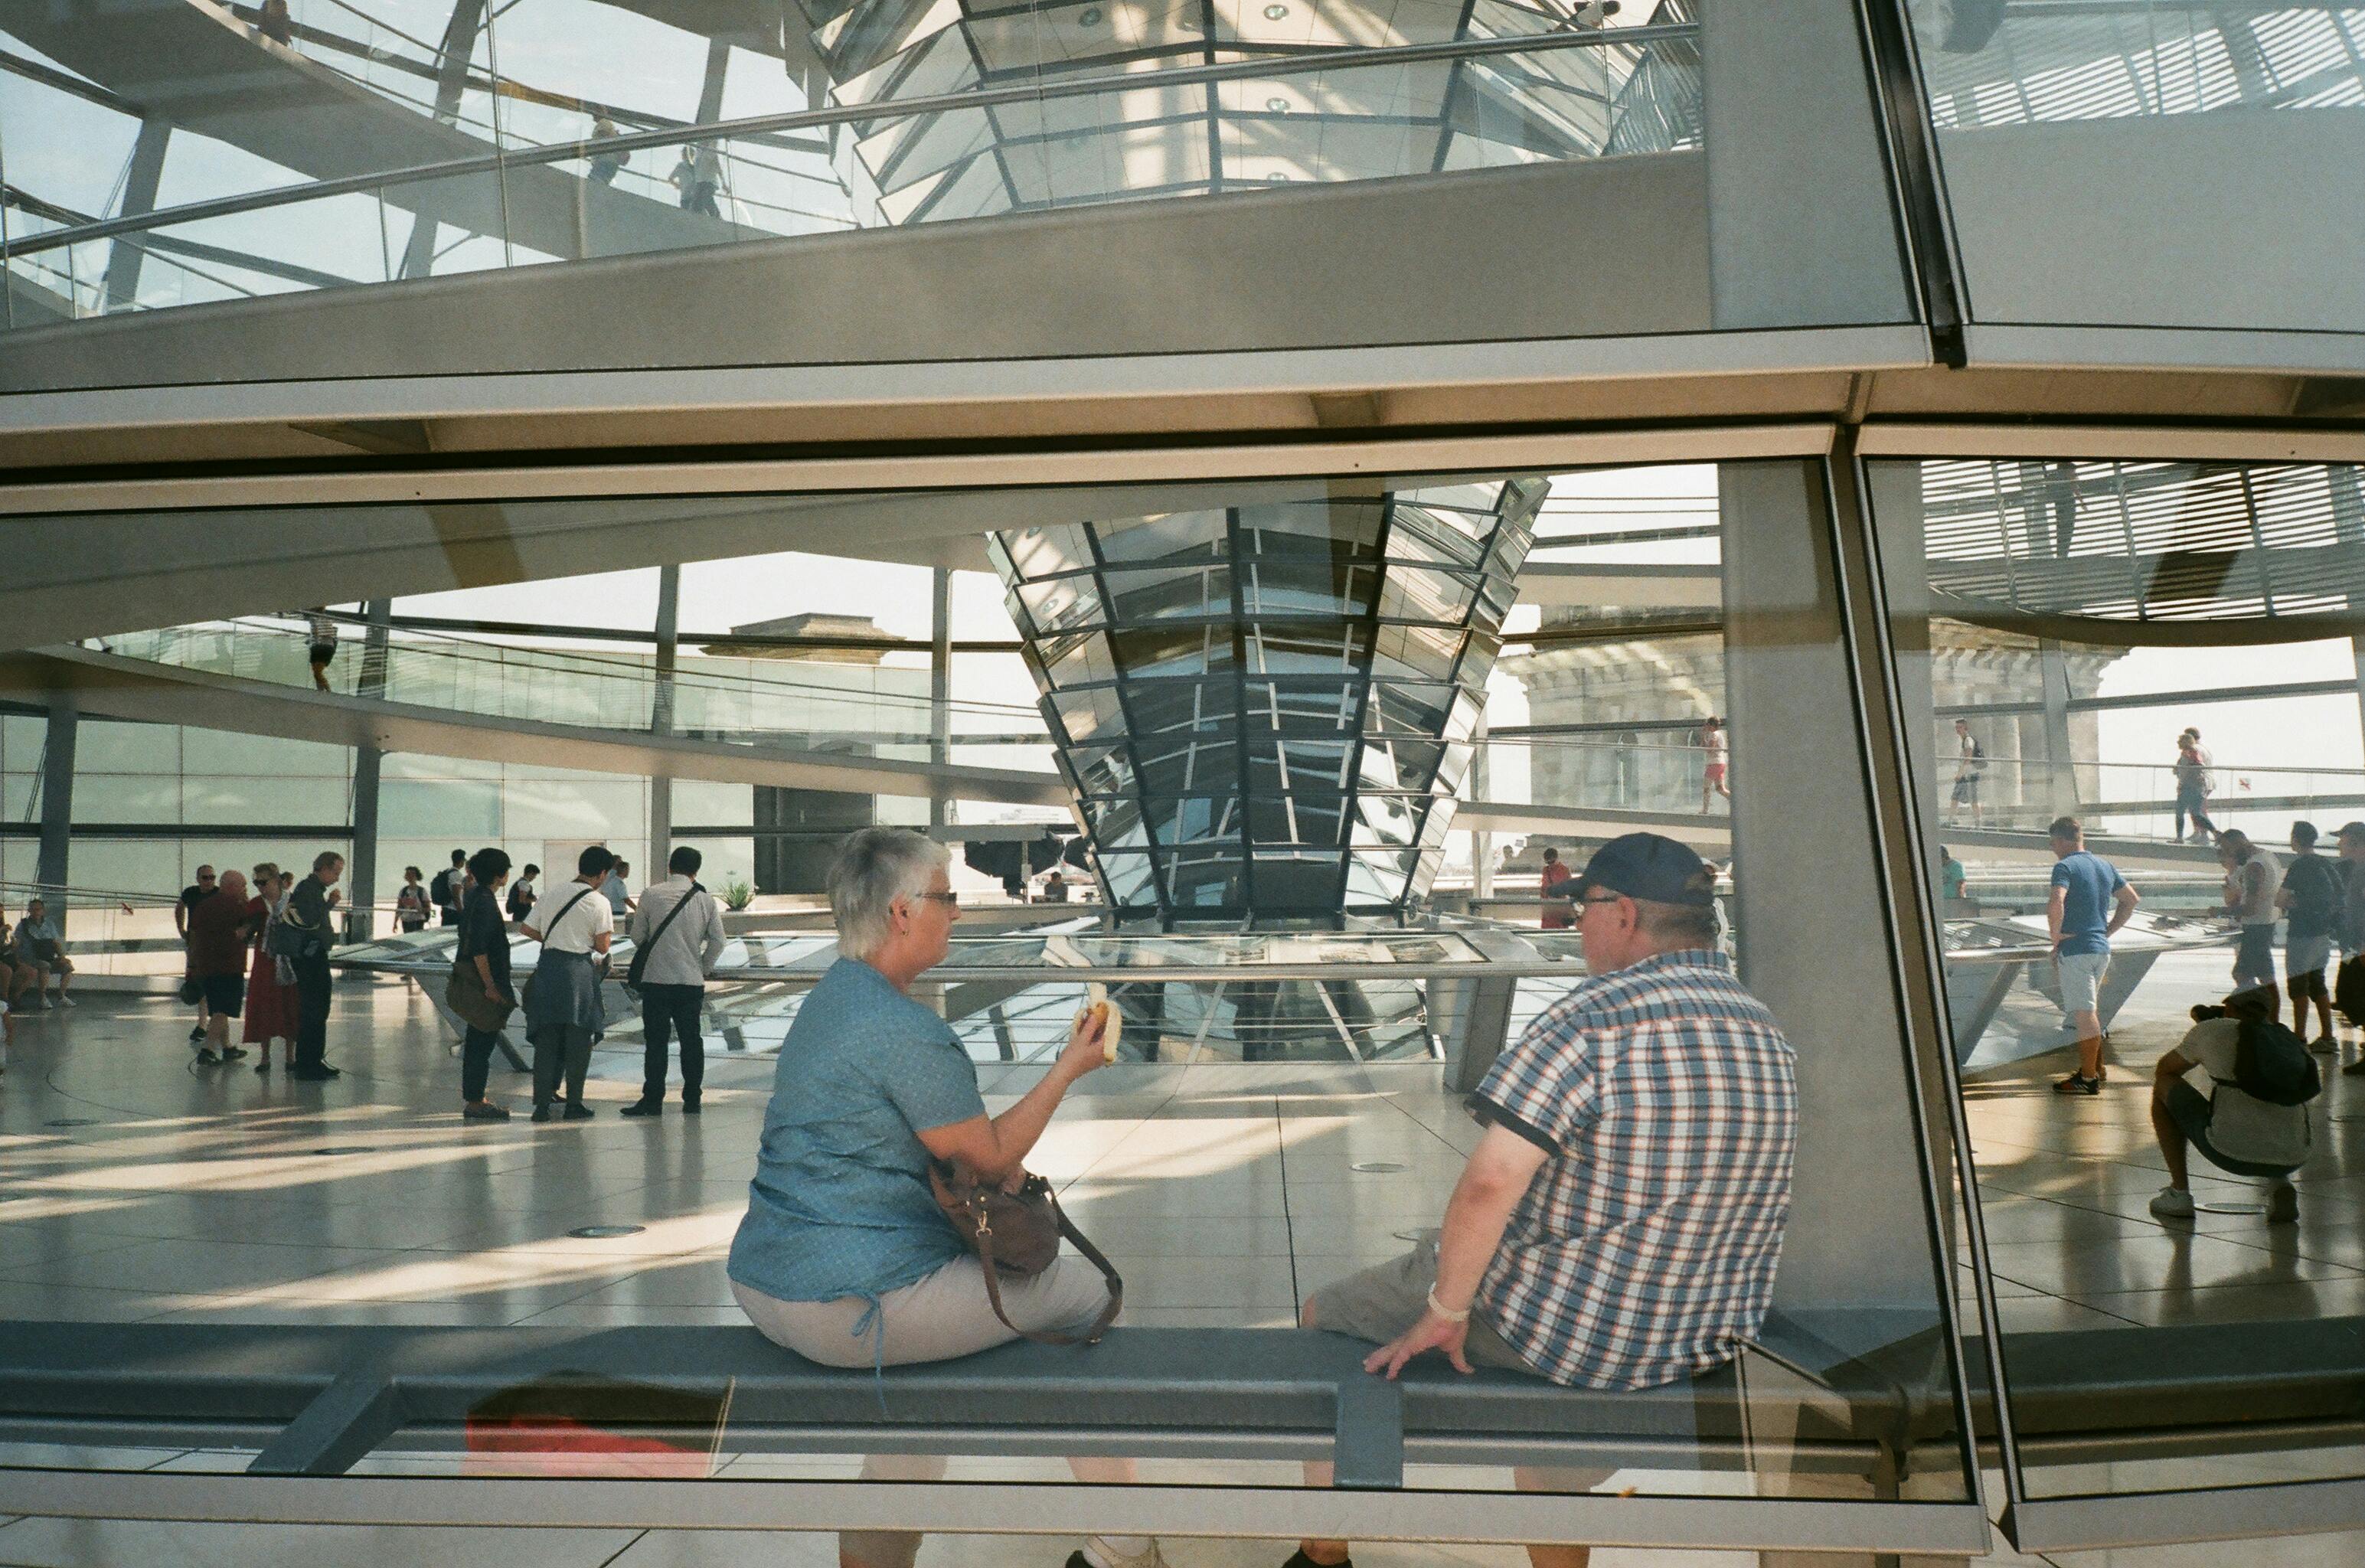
[{"left": 911, "top": 890, "right": 959, "bottom": 909}]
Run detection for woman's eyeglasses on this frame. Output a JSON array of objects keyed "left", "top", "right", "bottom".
[{"left": 913, "top": 891, "right": 960, "bottom": 909}]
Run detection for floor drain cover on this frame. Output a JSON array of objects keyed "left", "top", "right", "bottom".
[
  {"left": 43, "top": 1118, "right": 97, "bottom": 1128},
  {"left": 569, "top": 1225, "right": 645, "bottom": 1239},
  {"left": 1351, "top": 1161, "right": 1408, "bottom": 1174}
]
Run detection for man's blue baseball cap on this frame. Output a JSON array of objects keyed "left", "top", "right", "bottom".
[{"left": 1574, "top": 832, "right": 1716, "bottom": 907}]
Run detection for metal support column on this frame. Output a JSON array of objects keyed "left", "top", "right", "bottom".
[
  {"left": 101, "top": 118, "right": 171, "bottom": 314},
  {"left": 2037, "top": 639, "right": 2079, "bottom": 820},
  {"left": 2330, "top": 467, "right": 2365, "bottom": 751},
  {"left": 649, "top": 564, "right": 681, "bottom": 867},
  {"left": 345, "top": 601, "right": 391, "bottom": 944},
  {"left": 398, "top": 0, "right": 490, "bottom": 279},
  {"left": 1469, "top": 714, "right": 1492, "bottom": 900},
  {"left": 930, "top": 566, "right": 952, "bottom": 831},
  {"left": 35, "top": 695, "right": 77, "bottom": 934}
]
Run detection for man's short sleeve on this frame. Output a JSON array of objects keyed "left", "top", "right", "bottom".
[
  {"left": 882, "top": 1027, "right": 988, "bottom": 1134},
  {"left": 1470, "top": 1014, "right": 1602, "bottom": 1156},
  {"left": 2050, "top": 861, "right": 2073, "bottom": 893},
  {"left": 586, "top": 898, "right": 615, "bottom": 939}
]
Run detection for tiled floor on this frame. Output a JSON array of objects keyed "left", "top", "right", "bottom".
[{"left": 2, "top": 977, "right": 2362, "bottom": 1566}]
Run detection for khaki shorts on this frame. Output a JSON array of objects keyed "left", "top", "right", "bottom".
[{"left": 1303, "top": 1230, "right": 1536, "bottom": 1375}]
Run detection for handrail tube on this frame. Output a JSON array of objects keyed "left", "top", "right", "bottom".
[{"left": 0, "top": 24, "right": 1694, "bottom": 262}]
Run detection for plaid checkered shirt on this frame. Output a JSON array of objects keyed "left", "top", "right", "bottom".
[{"left": 1469, "top": 948, "right": 1798, "bottom": 1390}]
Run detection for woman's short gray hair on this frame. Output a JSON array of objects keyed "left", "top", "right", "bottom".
[{"left": 829, "top": 828, "right": 951, "bottom": 961}]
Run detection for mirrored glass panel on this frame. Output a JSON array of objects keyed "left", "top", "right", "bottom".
[{"left": 1867, "top": 453, "right": 2365, "bottom": 1505}]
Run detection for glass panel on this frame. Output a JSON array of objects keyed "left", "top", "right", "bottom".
[
  {"left": 1867, "top": 452, "right": 2365, "bottom": 1506},
  {"left": 1096, "top": 510, "right": 1230, "bottom": 567},
  {"left": 1904, "top": 0, "right": 2365, "bottom": 334}
]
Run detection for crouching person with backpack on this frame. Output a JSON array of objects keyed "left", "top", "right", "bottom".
[{"left": 2149, "top": 987, "right": 2319, "bottom": 1223}]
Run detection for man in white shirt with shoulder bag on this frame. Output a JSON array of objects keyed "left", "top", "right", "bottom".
[{"left": 622, "top": 845, "right": 730, "bottom": 1118}]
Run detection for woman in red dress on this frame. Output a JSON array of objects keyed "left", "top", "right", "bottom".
[{"left": 243, "top": 861, "right": 299, "bottom": 1071}]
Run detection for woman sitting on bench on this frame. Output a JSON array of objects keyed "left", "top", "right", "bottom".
[{"left": 727, "top": 826, "right": 1162, "bottom": 1568}]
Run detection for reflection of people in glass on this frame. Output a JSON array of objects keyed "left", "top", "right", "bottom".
[
  {"left": 1697, "top": 715, "right": 1730, "bottom": 812},
  {"left": 2047, "top": 816, "right": 2137, "bottom": 1097},
  {"left": 1537, "top": 845, "right": 1573, "bottom": 929},
  {"left": 727, "top": 828, "right": 1161, "bottom": 1568},
  {"left": 2147, "top": 989, "right": 2309, "bottom": 1223},
  {"left": 1292, "top": 832, "right": 1795, "bottom": 1568},
  {"left": 586, "top": 114, "right": 628, "bottom": 186}
]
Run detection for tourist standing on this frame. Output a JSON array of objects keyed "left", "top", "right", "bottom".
[
  {"left": 2048, "top": 817, "right": 2140, "bottom": 1096},
  {"left": 305, "top": 609, "right": 338, "bottom": 691},
  {"left": 1538, "top": 846, "right": 1574, "bottom": 930},
  {"left": 1698, "top": 716, "right": 1730, "bottom": 812},
  {"left": 186, "top": 871, "right": 253, "bottom": 1067},
  {"left": 1949, "top": 718, "right": 1986, "bottom": 828},
  {"left": 453, "top": 847, "right": 518, "bottom": 1122},
  {"left": 2220, "top": 829, "right": 2283, "bottom": 1020},
  {"left": 507, "top": 864, "right": 540, "bottom": 924},
  {"left": 2339, "top": 822, "right": 2365, "bottom": 1077},
  {"left": 242, "top": 861, "right": 298, "bottom": 1071},
  {"left": 430, "top": 849, "right": 465, "bottom": 927},
  {"left": 2280, "top": 822, "right": 2341, "bottom": 1052},
  {"left": 622, "top": 845, "right": 729, "bottom": 1118},
  {"left": 394, "top": 867, "right": 430, "bottom": 933},
  {"left": 2174, "top": 727, "right": 2220, "bottom": 845},
  {"left": 284, "top": 852, "right": 345, "bottom": 1080},
  {"left": 521, "top": 846, "right": 615, "bottom": 1122},
  {"left": 178, "top": 865, "right": 217, "bottom": 1043},
  {"left": 602, "top": 858, "right": 635, "bottom": 916}
]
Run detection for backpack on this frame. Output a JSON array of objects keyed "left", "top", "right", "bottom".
[
  {"left": 430, "top": 869, "right": 454, "bottom": 908},
  {"left": 2230, "top": 1018, "right": 2321, "bottom": 1106}
]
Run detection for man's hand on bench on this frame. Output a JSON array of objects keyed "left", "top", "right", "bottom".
[{"left": 1367, "top": 1307, "right": 1473, "bottom": 1380}]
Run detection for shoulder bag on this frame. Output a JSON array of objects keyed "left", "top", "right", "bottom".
[
  {"left": 519, "top": 884, "right": 603, "bottom": 1014},
  {"left": 445, "top": 898, "right": 515, "bottom": 1036},
  {"left": 623, "top": 882, "right": 704, "bottom": 1001},
  {"left": 929, "top": 1159, "right": 1122, "bottom": 1345}
]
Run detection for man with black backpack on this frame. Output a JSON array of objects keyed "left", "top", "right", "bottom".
[
  {"left": 2148, "top": 988, "right": 2316, "bottom": 1223},
  {"left": 430, "top": 848, "right": 465, "bottom": 927},
  {"left": 620, "top": 846, "right": 729, "bottom": 1118}
]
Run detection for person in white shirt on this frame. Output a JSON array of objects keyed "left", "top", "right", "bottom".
[
  {"left": 2148, "top": 989, "right": 2310, "bottom": 1224},
  {"left": 1699, "top": 716, "right": 1730, "bottom": 813},
  {"left": 622, "top": 845, "right": 730, "bottom": 1118},
  {"left": 520, "top": 845, "right": 616, "bottom": 1122}
]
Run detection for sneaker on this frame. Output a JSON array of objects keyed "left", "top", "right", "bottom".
[
  {"left": 54, "top": 995, "right": 75, "bottom": 1008},
  {"left": 530, "top": 1102, "right": 555, "bottom": 1124},
  {"left": 619, "top": 1099, "right": 662, "bottom": 1119},
  {"left": 2310, "top": 1034, "right": 2338, "bottom": 1054},
  {"left": 195, "top": 1048, "right": 221, "bottom": 1066},
  {"left": 563, "top": 1102, "right": 596, "bottom": 1121},
  {"left": 189, "top": 1024, "right": 207, "bottom": 1044},
  {"left": 2053, "top": 1072, "right": 2102, "bottom": 1096},
  {"left": 462, "top": 1101, "right": 511, "bottom": 1122},
  {"left": 254, "top": 1057, "right": 270, "bottom": 1074},
  {"left": 2268, "top": 1182, "right": 2300, "bottom": 1224},
  {"left": 220, "top": 1046, "right": 248, "bottom": 1061},
  {"left": 2147, "top": 1186, "right": 2195, "bottom": 1220}
]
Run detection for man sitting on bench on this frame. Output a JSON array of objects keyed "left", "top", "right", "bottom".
[{"left": 1289, "top": 833, "right": 1799, "bottom": 1568}]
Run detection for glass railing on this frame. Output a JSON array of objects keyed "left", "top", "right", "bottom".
[
  {"left": 85, "top": 614, "right": 1053, "bottom": 757},
  {"left": 1, "top": 5, "right": 1701, "bottom": 327},
  {"left": 1927, "top": 752, "right": 2365, "bottom": 841}
]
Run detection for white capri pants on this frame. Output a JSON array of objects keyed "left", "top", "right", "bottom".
[{"left": 733, "top": 1256, "right": 1116, "bottom": 1568}]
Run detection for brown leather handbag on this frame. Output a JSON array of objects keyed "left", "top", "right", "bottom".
[{"left": 929, "top": 1160, "right": 1122, "bottom": 1345}]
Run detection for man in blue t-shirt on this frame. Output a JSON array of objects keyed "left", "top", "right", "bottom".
[{"left": 2048, "top": 815, "right": 2140, "bottom": 1096}]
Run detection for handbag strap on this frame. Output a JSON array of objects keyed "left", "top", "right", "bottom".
[{"left": 969, "top": 1186, "right": 1124, "bottom": 1348}]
